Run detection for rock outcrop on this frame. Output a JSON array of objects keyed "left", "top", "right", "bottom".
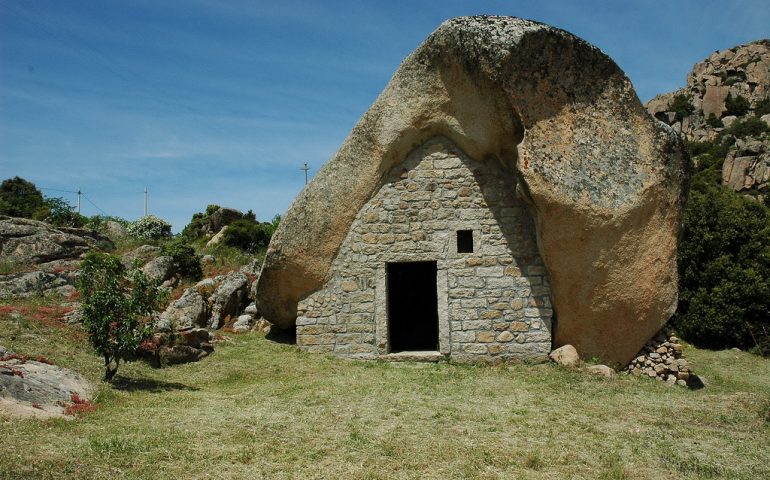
[
  {"left": 0, "top": 347, "right": 93, "bottom": 419},
  {"left": 257, "top": 16, "right": 688, "bottom": 366},
  {"left": 646, "top": 40, "right": 770, "bottom": 201},
  {"left": 0, "top": 216, "right": 113, "bottom": 298},
  {"left": 0, "top": 215, "right": 113, "bottom": 266}
]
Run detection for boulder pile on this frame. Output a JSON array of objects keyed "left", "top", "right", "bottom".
[{"left": 625, "top": 330, "right": 692, "bottom": 386}]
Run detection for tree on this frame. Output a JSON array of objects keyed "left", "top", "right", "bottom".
[
  {"left": 672, "top": 140, "right": 770, "bottom": 355},
  {"left": 78, "top": 253, "right": 167, "bottom": 381},
  {"left": 0, "top": 176, "right": 45, "bottom": 218},
  {"left": 724, "top": 92, "right": 750, "bottom": 117},
  {"left": 669, "top": 94, "right": 695, "bottom": 121}
]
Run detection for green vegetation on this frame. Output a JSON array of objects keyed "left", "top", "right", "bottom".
[
  {"left": 706, "top": 112, "right": 723, "bottom": 128},
  {"left": 160, "top": 239, "right": 203, "bottom": 280},
  {"left": 725, "top": 92, "right": 751, "bottom": 117},
  {"left": 78, "top": 253, "right": 167, "bottom": 381},
  {"left": 222, "top": 215, "right": 280, "bottom": 254},
  {"left": 674, "top": 134, "right": 770, "bottom": 355},
  {"left": 756, "top": 97, "right": 770, "bottom": 117},
  {"left": 1, "top": 296, "right": 769, "bottom": 479},
  {"left": 181, "top": 204, "right": 221, "bottom": 239},
  {"left": 126, "top": 215, "right": 172, "bottom": 240},
  {"left": 0, "top": 176, "right": 46, "bottom": 218},
  {"left": 668, "top": 93, "right": 695, "bottom": 121}
]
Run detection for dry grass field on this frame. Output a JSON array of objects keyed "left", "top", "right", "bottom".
[{"left": 1, "top": 297, "right": 769, "bottom": 479}]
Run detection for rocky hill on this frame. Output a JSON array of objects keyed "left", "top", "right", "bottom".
[{"left": 646, "top": 40, "right": 770, "bottom": 201}]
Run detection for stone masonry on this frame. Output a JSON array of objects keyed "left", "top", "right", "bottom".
[{"left": 295, "top": 137, "right": 552, "bottom": 362}]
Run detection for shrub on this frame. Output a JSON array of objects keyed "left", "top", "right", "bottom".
[
  {"left": 0, "top": 176, "right": 45, "bottom": 218},
  {"left": 78, "top": 252, "right": 167, "bottom": 381},
  {"left": 222, "top": 219, "right": 275, "bottom": 253},
  {"left": 181, "top": 204, "right": 222, "bottom": 240},
  {"left": 161, "top": 239, "right": 202, "bottom": 280},
  {"left": 725, "top": 92, "right": 750, "bottom": 117},
  {"left": 669, "top": 94, "right": 695, "bottom": 121},
  {"left": 673, "top": 140, "right": 770, "bottom": 355},
  {"left": 127, "top": 215, "right": 172, "bottom": 240},
  {"left": 754, "top": 97, "right": 770, "bottom": 117},
  {"left": 706, "top": 112, "right": 723, "bottom": 128},
  {"left": 724, "top": 116, "right": 770, "bottom": 139},
  {"left": 38, "top": 196, "right": 87, "bottom": 228}
]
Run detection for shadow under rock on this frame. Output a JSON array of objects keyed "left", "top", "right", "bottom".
[
  {"left": 110, "top": 375, "right": 199, "bottom": 393},
  {"left": 265, "top": 324, "right": 296, "bottom": 345}
]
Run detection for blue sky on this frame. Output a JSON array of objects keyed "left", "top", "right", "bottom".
[{"left": 1, "top": 1, "right": 768, "bottom": 231}]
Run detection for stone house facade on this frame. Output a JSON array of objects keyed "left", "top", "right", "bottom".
[{"left": 295, "top": 137, "right": 553, "bottom": 362}]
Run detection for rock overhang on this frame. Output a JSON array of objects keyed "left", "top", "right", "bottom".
[{"left": 256, "top": 16, "right": 688, "bottom": 366}]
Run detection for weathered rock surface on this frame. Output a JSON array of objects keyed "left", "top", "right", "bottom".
[
  {"left": 646, "top": 40, "right": 770, "bottom": 201},
  {"left": 121, "top": 244, "right": 161, "bottom": 267},
  {"left": 0, "top": 348, "right": 93, "bottom": 419},
  {"left": 0, "top": 215, "right": 113, "bottom": 266},
  {"left": 646, "top": 40, "right": 770, "bottom": 141},
  {"left": 206, "top": 226, "right": 228, "bottom": 246},
  {"left": 208, "top": 272, "right": 249, "bottom": 329},
  {"left": 142, "top": 255, "right": 176, "bottom": 282},
  {"left": 157, "top": 288, "right": 209, "bottom": 331},
  {"left": 586, "top": 364, "right": 616, "bottom": 379},
  {"left": 257, "top": 16, "right": 687, "bottom": 365},
  {"left": 549, "top": 345, "right": 580, "bottom": 367},
  {"left": 0, "top": 271, "right": 75, "bottom": 298},
  {"left": 204, "top": 207, "right": 243, "bottom": 236}
]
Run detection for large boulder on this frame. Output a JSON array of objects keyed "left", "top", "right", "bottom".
[
  {"left": 206, "top": 207, "right": 243, "bottom": 235},
  {"left": 1, "top": 347, "right": 93, "bottom": 419},
  {"left": 0, "top": 215, "right": 113, "bottom": 266},
  {"left": 256, "top": 16, "right": 688, "bottom": 365},
  {"left": 208, "top": 272, "right": 249, "bottom": 329},
  {"left": 142, "top": 255, "right": 176, "bottom": 282},
  {"left": 0, "top": 271, "right": 74, "bottom": 298},
  {"left": 157, "top": 288, "right": 209, "bottom": 331}
]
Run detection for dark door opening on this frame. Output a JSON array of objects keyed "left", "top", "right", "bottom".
[{"left": 387, "top": 261, "right": 439, "bottom": 352}]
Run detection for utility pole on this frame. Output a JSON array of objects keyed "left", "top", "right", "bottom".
[
  {"left": 76, "top": 188, "right": 81, "bottom": 214},
  {"left": 144, "top": 187, "right": 148, "bottom": 216},
  {"left": 302, "top": 163, "right": 310, "bottom": 185}
]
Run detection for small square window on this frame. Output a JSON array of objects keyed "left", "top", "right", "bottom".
[{"left": 457, "top": 230, "right": 473, "bottom": 253}]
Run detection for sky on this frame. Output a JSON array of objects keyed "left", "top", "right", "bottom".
[{"left": 1, "top": 1, "right": 769, "bottom": 232}]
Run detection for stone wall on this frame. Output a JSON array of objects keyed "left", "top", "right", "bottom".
[{"left": 296, "top": 137, "right": 552, "bottom": 362}]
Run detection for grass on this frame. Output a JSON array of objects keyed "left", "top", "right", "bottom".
[{"left": 1, "top": 297, "right": 769, "bottom": 479}]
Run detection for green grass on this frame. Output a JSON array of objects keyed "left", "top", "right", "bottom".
[{"left": 1, "top": 297, "right": 769, "bottom": 479}]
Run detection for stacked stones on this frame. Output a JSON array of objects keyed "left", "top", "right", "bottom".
[
  {"left": 626, "top": 330, "right": 691, "bottom": 386},
  {"left": 295, "top": 137, "right": 552, "bottom": 361}
]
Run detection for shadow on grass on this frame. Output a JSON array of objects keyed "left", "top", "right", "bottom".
[{"left": 110, "top": 375, "right": 199, "bottom": 393}]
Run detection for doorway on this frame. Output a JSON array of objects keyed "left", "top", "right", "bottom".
[{"left": 387, "top": 261, "right": 439, "bottom": 352}]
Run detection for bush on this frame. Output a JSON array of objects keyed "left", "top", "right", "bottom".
[
  {"left": 127, "top": 215, "right": 172, "bottom": 240},
  {"left": 0, "top": 176, "right": 45, "bottom": 218},
  {"left": 725, "top": 93, "right": 750, "bottom": 117},
  {"left": 161, "top": 239, "right": 202, "bottom": 280},
  {"left": 222, "top": 219, "right": 274, "bottom": 253},
  {"left": 755, "top": 97, "right": 770, "bottom": 117},
  {"left": 181, "top": 204, "right": 221, "bottom": 240},
  {"left": 673, "top": 140, "right": 770, "bottom": 355},
  {"left": 78, "top": 253, "right": 167, "bottom": 381},
  {"left": 724, "top": 116, "right": 770, "bottom": 139},
  {"left": 669, "top": 94, "right": 695, "bottom": 121},
  {"left": 39, "top": 197, "right": 87, "bottom": 228},
  {"left": 706, "top": 113, "right": 723, "bottom": 128}
]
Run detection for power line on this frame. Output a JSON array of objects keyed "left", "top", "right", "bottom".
[{"left": 81, "top": 193, "right": 108, "bottom": 216}]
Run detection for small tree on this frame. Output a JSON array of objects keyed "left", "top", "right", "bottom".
[
  {"left": 725, "top": 92, "right": 750, "bottom": 117},
  {"left": 78, "top": 252, "right": 166, "bottom": 381},
  {"left": 669, "top": 94, "right": 695, "bottom": 121},
  {"left": 0, "top": 176, "right": 45, "bottom": 218}
]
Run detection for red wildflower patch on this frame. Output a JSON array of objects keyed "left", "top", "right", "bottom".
[
  {"left": 0, "top": 365, "right": 25, "bottom": 378},
  {"left": 63, "top": 393, "right": 98, "bottom": 417},
  {"left": 0, "top": 353, "right": 28, "bottom": 363},
  {"left": 0, "top": 303, "right": 85, "bottom": 340},
  {"left": 34, "top": 355, "right": 54, "bottom": 365}
]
